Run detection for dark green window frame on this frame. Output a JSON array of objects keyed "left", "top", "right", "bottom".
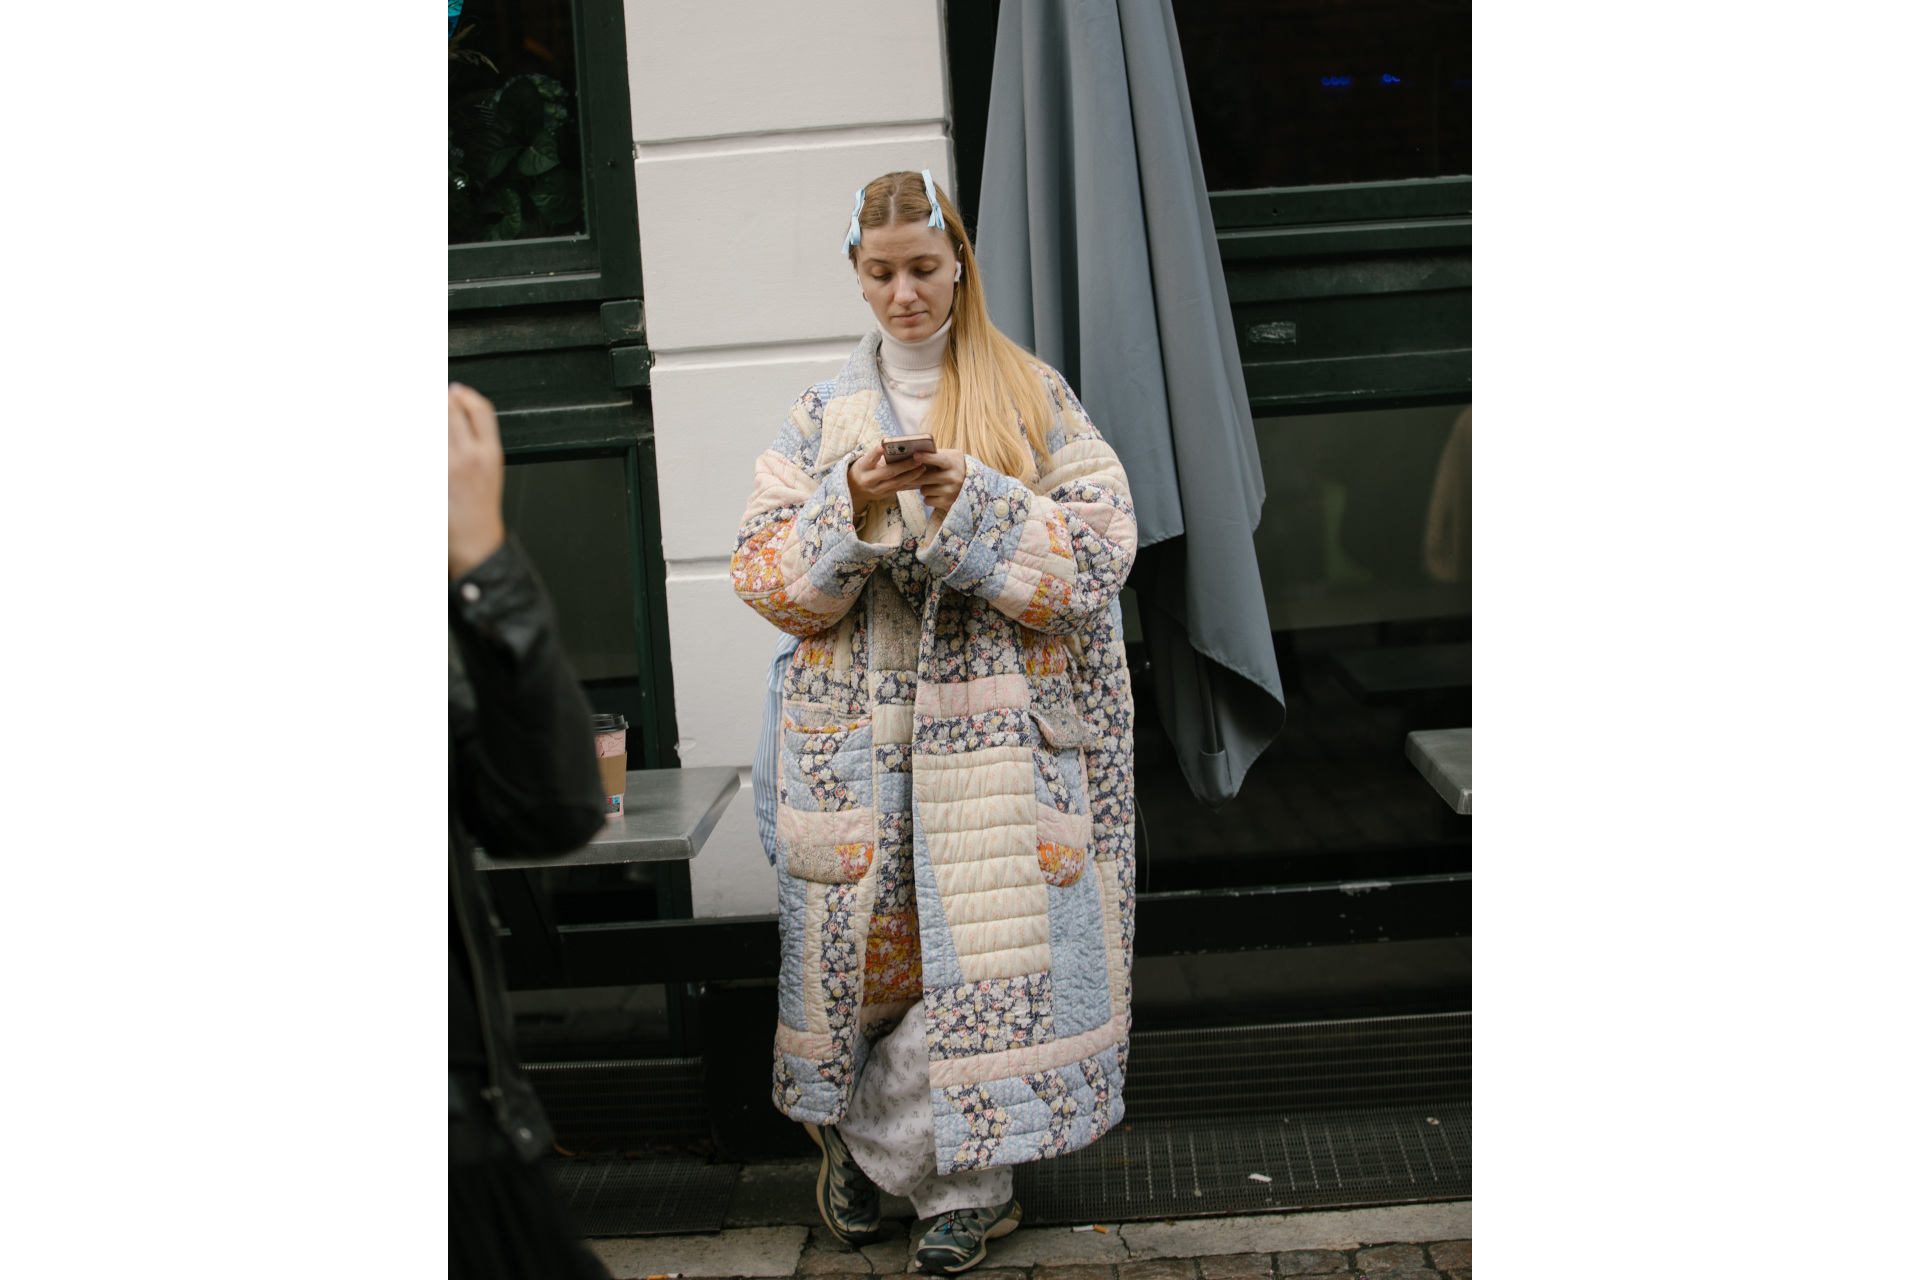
[
  {"left": 1215, "top": 175, "right": 1470, "bottom": 416},
  {"left": 449, "top": 0, "right": 643, "bottom": 311}
]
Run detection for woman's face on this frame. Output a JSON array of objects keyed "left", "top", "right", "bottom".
[{"left": 854, "top": 220, "right": 957, "bottom": 342}]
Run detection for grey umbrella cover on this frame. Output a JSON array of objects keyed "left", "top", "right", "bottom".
[{"left": 975, "top": 0, "right": 1286, "bottom": 805}]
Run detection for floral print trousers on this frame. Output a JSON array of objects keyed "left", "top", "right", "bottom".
[{"left": 837, "top": 1000, "right": 1014, "bottom": 1218}]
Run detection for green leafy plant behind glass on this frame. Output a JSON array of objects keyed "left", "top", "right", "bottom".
[{"left": 450, "top": 69, "right": 585, "bottom": 243}]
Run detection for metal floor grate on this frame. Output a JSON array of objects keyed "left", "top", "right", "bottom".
[
  {"left": 1015, "top": 1013, "right": 1470, "bottom": 1224},
  {"left": 527, "top": 1016, "right": 1467, "bottom": 1229},
  {"left": 546, "top": 1157, "right": 738, "bottom": 1237},
  {"left": 1013, "top": 1103, "right": 1469, "bottom": 1224},
  {"left": 524, "top": 1057, "right": 709, "bottom": 1150},
  {"left": 1125, "top": 1013, "right": 1471, "bottom": 1118}
]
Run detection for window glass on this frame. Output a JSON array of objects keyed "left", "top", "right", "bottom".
[
  {"left": 1129, "top": 403, "right": 1470, "bottom": 894},
  {"left": 1253, "top": 405, "right": 1471, "bottom": 632},
  {"left": 449, "top": 0, "right": 587, "bottom": 244},
  {"left": 502, "top": 457, "right": 637, "bottom": 681},
  {"left": 1173, "top": 0, "right": 1470, "bottom": 190}
]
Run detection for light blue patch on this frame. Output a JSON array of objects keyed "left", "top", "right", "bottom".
[
  {"left": 833, "top": 333, "right": 884, "bottom": 399},
  {"left": 973, "top": 559, "right": 1013, "bottom": 602},
  {"left": 982, "top": 1078, "right": 1053, "bottom": 1145},
  {"left": 780, "top": 722, "right": 874, "bottom": 812},
  {"left": 875, "top": 771, "right": 912, "bottom": 819},
  {"left": 776, "top": 870, "right": 810, "bottom": 1030},
  {"left": 769, "top": 418, "right": 811, "bottom": 460},
  {"left": 911, "top": 818, "right": 963, "bottom": 990},
  {"left": 1057, "top": 746, "right": 1087, "bottom": 810},
  {"left": 804, "top": 538, "right": 885, "bottom": 593},
  {"left": 779, "top": 1052, "right": 840, "bottom": 1124},
  {"left": 962, "top": 536, "right": 1011, "bottom": 589},
  {"left": 1031, "top": 742, "right": 1088, "bottom": 814},
  {"left": 998, "top": 1130, "right": 1046, "bottom": 1166},
  {"left": 982, "top": 1075, "right": 1039, "bottom": 1109},
  {"left": 1046, "top": 874, "right": 1110, "bottom": 1039}
]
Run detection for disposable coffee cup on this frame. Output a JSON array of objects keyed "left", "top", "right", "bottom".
[{"left": 590, "top": 713, "right": 628, "bottom": 815}]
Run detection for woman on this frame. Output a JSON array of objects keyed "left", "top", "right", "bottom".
[{"left": 731, "top": 171, "right": 1139, "bottom": 1274}]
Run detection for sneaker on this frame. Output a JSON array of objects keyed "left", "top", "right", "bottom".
[
  {"left": 912, "top": 1198, "right": 1023, "bottom": 1275},
  {"left": 802, "top": 1122, "right": 885, "bottom": 1248}
]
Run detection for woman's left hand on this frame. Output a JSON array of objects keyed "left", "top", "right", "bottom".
[{"left": 917, "top": 449, "right": 968, "bottom": 513}]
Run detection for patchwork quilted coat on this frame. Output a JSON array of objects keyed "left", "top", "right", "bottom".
[{"left": 730, "top": 330, "right": 1139, "bottom": 1173}]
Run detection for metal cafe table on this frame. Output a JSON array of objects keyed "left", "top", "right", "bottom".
[
  {"left": 473, "top": 766, "right": 739, "bottom": 1048},
  {"left": 1406, "top": 727, "right": 1472, "bottom": 815}
]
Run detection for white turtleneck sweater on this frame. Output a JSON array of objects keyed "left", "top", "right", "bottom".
[{"left": 877, "top": 315, "right": 950, "bottom": 436}]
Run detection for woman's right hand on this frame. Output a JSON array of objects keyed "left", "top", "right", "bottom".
[{"left": 846, "top": 441, "right": 929, "bottom": 511}]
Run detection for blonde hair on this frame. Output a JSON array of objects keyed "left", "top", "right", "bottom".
[{"left": 852, "top": 171, "right": 1053, "bottom": 483}]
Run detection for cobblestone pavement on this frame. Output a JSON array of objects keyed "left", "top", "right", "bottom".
[
  {"left": 588, "top": 1202, "right": 1471, "bottom": 1280},
  {"left": 791, "top": 1230, "right": 1472, "bottom": 1280}
]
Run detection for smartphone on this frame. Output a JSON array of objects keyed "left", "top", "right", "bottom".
[{"left": 882, "top": 434, "right": 937, "bottom": 463}]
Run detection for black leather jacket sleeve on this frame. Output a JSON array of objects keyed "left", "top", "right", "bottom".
[
  {"left": 449, "top": 538, "right": 605, "bottom": 856},
  {"left": 448, "top": 538, "right": 604, "bottom": 1163}
]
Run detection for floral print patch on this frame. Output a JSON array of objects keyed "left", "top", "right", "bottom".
[
  {"left": 1025, "top": 1069, "right": 1080, "bottom": 1156},
  {"left": 914, "top": 706, "right": 1031, "bottom": 755},
  {"left": 861, "top": 908, "right": 923, "bottom": 1003},
  {"left": 923, "top": 973, "right": 1053, "bottom": 1061},
  {"left": 1037, "top": 840, "right": 1087, "bottom": 888},
  {"left": 942, "top": 1083, "right": 1012, "bottom": 1171}
]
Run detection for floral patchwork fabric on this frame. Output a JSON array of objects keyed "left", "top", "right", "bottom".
[
  {"left": 734, "top": 331, "right": 1138, "bottom": 1169},
  {"left": 923, "top": 972, "right": 1053, "bottom": 1060},
  {"left": 1036, "top": 841, "right": 1088, "bottom": 888},
  {"left": 861, "top": 908, "right": 922, "bottom": 1003}
]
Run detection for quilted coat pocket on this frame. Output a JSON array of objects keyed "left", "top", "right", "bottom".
[
  {"left": 1029, "top": 702, "right": 1095, "bottom": 750},
  {"left": 778, "top": 806, "right": 876, "bottom": 883},
  {"left": 1029, "top": 710, "right": 1092, "bottom": 888},
  {"left": 778, "top": 711, "right": 875, "bottom": 884}
]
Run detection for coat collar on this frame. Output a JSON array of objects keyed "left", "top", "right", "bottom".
[{"left": 823, "top": 330, "right": 930, "bottom": 538}]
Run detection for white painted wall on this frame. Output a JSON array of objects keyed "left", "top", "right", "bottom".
[{"left": 623, "top": 0, "right": 954, "bottom": 916}]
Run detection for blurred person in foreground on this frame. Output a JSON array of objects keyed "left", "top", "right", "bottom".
[{"left": 447, "top": 383, "right": 610, "bottom": 1280}]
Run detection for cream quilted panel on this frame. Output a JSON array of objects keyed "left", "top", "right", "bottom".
[{"left": 915, "top": 745, "right": 1049, "bottom": 983}]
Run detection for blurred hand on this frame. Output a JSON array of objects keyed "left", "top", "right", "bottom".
[
  {"left": 846, "top": 441, "right": 930, "bottom": 511},
  {"left": 449, "top": 383, "right": 507, "bottom": 579},
  {"left": 916, "top": 449, "right": 967, "bottom": 513}
]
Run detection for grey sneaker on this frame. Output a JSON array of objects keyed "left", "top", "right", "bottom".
[
  {"left": 912, "top": 1198, "right": 1022, "bottom": 1275},
  {"left": 802, "top": 1122, "right": 885, "bottom": 1248}
]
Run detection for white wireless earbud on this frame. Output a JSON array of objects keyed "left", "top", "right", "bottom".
[{"left": 954, "top": 260, "right": 964, "bottom": 283}]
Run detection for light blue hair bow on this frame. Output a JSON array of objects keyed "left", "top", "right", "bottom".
[
  {"left": 921, "top": 169, "right": 946, "bottom": 230},
  {"left": 842, "top": 187, "right": 865, "bottom": 257}
]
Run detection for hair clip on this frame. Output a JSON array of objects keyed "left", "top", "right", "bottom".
[
  {"left": 843, "top": 187, "right": 865, "bottom": 257},
  {"left": 921, "top": 169, "right": 946, "bottom": 231}
]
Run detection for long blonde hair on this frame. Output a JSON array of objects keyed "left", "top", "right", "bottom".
[{"left": 852, "top": 171, "right": 1054, "bottom": 482}]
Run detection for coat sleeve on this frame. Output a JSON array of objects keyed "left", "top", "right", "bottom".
[
  {"left": 916, "top": 371, "right": 1139, "bottom": 636},
  {"left": 730, "top": 383, "right": 904, "bottom": 636},
  {"left": 449, "top": 539, "right": 607, "bottom": 858}
]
